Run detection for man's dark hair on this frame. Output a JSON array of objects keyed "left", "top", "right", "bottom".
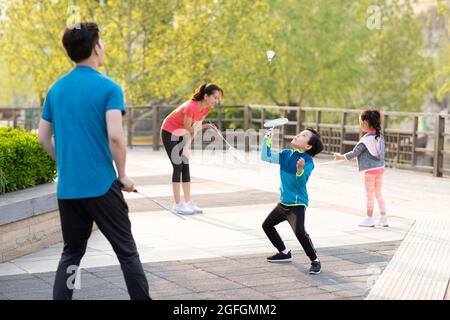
[
  {"left": 305, "top": 127, "right": 324, "bottom": 157},
  {"left": 62, "top": 22, "right": 100, "bottom": 62}
]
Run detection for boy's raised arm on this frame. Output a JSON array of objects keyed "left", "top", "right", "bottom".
[{"left": 261, "top": 130, "right": 280, "bottom": 164}]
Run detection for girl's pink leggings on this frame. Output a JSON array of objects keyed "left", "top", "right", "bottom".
[{"left": 364, "top": 172, "right": 386, "bottom": 213}]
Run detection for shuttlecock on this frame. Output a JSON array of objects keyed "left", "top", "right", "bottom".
[{"left": 266, "top": 50, "right": 276, "bottom": 63}]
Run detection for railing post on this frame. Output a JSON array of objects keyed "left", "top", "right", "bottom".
[
  {"left": 296, "top": 107, "right": 301, "bottom": 133},
  {"left": 244, "top": 105, "right": 250, "bottom": 152},
  {"left": 244, "top": 105, "right": 250, "bottom": 130},
  {"left": 281, "top": 109, "right": 287, "bottom": 149},
  {"left": 412, "top": 116, "right": 418, "bottom": 166},
  {"left": 217, "top": 103, "right": 223, "bottom": 132},
  {"left": 127, "top": 106, "right": 133, "bottom": 148},
  {"left": 382, "top": 114, "right": 388, "bottom": 162},
  {"left": 340, "top": 112, "right": 347, "bottom": 154},
  {"left": 261, "top": 107, "right": 265, "bottom": 130},
  {"left": 13, "top": 107, "right": 18, "bottom": 128},
  {"left": 382, "top": 114, "right": 388, "bottom": 133},
  {"left": 315, "top": 110, "right": 321, "bottom": 132},
  {"left": 433, "top": 115, "right": 444, "bottom": 177},
  {"left": 152, "top": 105, "right": 160, "bottom": 151}
]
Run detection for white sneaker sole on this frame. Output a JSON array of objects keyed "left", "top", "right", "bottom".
[
  {"left": 175, "top": 210, "right": 195, "bottom": 215},
  {"left": 309, "top": 270, "right": 321, "bottom": 274},
  {"left": 186, "top": 204, "right": 203, "bottom": 213},
  {"left": 267, "top": 258, "right": 292, "bottom": 263}
]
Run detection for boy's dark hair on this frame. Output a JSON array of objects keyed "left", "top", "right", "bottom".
[
  {"left": 62, "top": 23, "right": 100, "bottom": 63},
  {"left": 192, "top": 83, "right": 224, "bottom": 101},
  {"left": 305, "top": 127, "right": 324, "bottom": 157},
  {"left": 361, "top": 109, "right": 382, "bottom": 139}
]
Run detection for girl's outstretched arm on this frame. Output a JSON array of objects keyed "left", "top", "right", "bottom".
[
  {"left": 334, "top": 143, "right": 367, "bottom": 161},
  {"left": 343, "top": 143, "right": 367, "bottom": 160}
]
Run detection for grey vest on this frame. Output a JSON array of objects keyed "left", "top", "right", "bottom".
[{"left": 344, "top": 134, "right": 385, "bottom": 172}]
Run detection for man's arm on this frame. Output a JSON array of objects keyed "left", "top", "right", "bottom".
[
  {"left": 38, "top": 119, "right": 56, "bottom": 160},
  {"left": 106, "top": 110, "right": 134, "bottom": 192}
]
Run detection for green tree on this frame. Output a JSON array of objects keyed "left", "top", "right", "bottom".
[
  {"left": 360, "top": 0, "right": 434, "bottom": 111},
  {"left": 255, "top": 0, "right": 434, "bottom": 111},
  {"left": 170, "top": 0, "right": 273, "bottom": 104},
  {"left": 422, "top": 2, "right": 449, "bottom": 104},
  {"left": 0, "top": 0, "right": 270, "bottom": 107},
  {"left": 0, "top": 0, "right": 441, "bottom": 113}
]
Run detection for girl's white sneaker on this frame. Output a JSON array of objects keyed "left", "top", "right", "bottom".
[
  {"left": 172, "top": 202, "right": 194, "bottom": 215},
  {"left": 359, "top": 217, "right": 375, "bottom": 227},
  {"left": 378, "top": 216, "right": 389, "bottom": 227},
  {"left": 186, "top": 199, "right": 203, "bottom": 214}
]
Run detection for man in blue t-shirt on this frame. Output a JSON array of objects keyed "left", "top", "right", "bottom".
[{"left": 38, "top": 22, "right": 150, "bottom": 300}]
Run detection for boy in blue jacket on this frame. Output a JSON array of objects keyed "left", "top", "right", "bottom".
[{"left": 261, "top": 127, "right": 323, "bottom": 274}]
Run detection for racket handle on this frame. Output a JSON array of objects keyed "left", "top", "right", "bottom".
[
  {"left": 116, "top": 179, "right": 138, "bottom": 192},
  {"left": 264, "top": 128, "right": 274, "bottom": 138}
]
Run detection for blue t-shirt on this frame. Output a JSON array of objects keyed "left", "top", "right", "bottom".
[{"left": 41, "top": 66, "right": 125, "bottom": 199}]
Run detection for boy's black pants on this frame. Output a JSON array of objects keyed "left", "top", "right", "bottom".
[{"left": 262, "top": 203, "right": 317, "bottom": 261}]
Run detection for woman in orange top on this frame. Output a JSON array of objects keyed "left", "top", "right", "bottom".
[{"left": 161, "top": 83, "right": 223, "bottom": 214}]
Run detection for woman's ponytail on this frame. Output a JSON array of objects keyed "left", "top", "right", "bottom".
[{"left": 191, "top": 83, "right": 223, "bottom": 101}]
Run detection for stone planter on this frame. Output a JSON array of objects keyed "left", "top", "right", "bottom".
[{"left": 0, "top": 184, "right": 61, "bottom": 263}]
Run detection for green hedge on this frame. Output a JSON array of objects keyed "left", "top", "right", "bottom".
[{"left": 0, "top": 127, "right": 56, "bottom": 194}]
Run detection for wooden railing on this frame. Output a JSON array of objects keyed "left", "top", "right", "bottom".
[
  {"left": 123, "top": 104, "right": 450, "bottom": 178},
  {"left": 1, "top": 105, "right": 449, "bottom": 177},
  {"left": 0, "top": 107, "right": 41, "bottom": 131}
]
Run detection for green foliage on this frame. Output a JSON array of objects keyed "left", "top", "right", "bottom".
[
  {"left": 0, "top": 167, "right": 6, "bottom": 194},
  {"left": 258, "top": 0, "right": 437, "bottom": 111},
  {"left": 0, "top": 0, "right": 271, "bottom": 107},
  {"left": 0, "top": 0, "right": 446, "bottom": 113},
  {"left": 0, "top": 127, "right": 56, "bottom": 194}
]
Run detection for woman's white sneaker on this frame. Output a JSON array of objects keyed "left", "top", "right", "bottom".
[
  {"left": 378, "top": 216, "right": 389, "bottom": 227},
  {"left": 172, "top": 202, "right": 194, "bottom": 215},
  {"left": 359, "top": 217, "right": 375, "bottom": 227},
  {"left": 186, "top": 199, "right": 203, "bottom": 214}
]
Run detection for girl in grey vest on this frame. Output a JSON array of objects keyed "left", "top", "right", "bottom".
[{"left": 333, "top": 110, "right": 388, "bottom": 228}]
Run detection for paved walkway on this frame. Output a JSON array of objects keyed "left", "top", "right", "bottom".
[
  {"left": 0, "top": 241, "right": 400, "bottom": 300},
  {"left": 368, "top": 217, "right": 450, "bottom": 299},
  {"left": 0, "top": 148, "right": 449, "bottom": 299}
]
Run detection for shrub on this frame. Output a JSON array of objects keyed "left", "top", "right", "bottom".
[{"left": 0, "top": 127, "right": 56, "bottom": 194}]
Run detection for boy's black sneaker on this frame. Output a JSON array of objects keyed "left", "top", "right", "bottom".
[
  {"left": 309, "top": 260, "right": 321, "bottom": 274},
  {"left": 267, "top": 251, "right": 292, "bottom": 263}
]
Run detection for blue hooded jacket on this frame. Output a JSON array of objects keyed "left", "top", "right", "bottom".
[{"left": 261, "top": 136, "right": 314, "bottom": 206}]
